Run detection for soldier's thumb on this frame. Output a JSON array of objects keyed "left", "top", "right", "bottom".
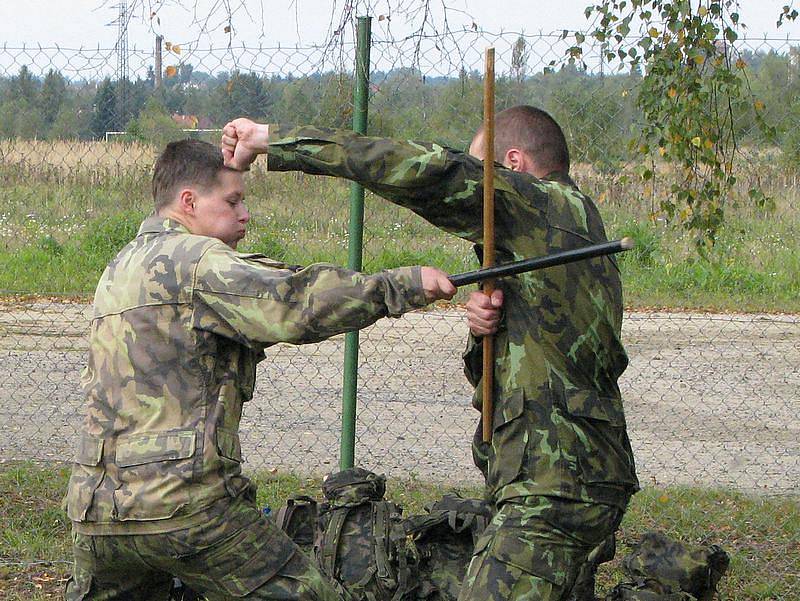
[{"left": 491, "top": 289, "right": 504, "bottom": 307}]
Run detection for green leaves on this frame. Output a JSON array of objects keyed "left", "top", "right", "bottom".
[{"left": 570, "top": 0, "right": 787, "bottom": 249}]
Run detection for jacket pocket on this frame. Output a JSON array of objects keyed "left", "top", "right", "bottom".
[
  {"left": 112, "top": 429, "right": 197, "bottom": 521},
  {"left": 116, "top": 430, "right": 196, "bottom": 468},
  {"left": 66, "top": 435, "right": 105, "bottom": 522},
  {"left": 563, "top": 389, "right": 626, "bottom": 426},
  {"left": 487, "top": 388, "right": 527, "bottom": 492},
  {"left": 75, "top": 435, "right": 104, "bottom": 466},
  {"left": 217, "top": 427, "right": 242, "bottom": 463},
  {"left": 560, "top": 389, "right": 637, "bottom": 488}
]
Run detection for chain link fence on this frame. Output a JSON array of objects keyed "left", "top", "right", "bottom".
[{"left": 0, "top": 27, "right": 798, "bottom": 593}]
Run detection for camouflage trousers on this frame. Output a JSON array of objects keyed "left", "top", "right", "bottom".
[
  {"left": 65, "top": 498, "right": 345, "bottom": 601},
  {"left": 458, "top": 495, "right": 626, "bottom": 601}
]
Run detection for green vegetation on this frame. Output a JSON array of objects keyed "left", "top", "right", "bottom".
[
  {"left": 3, "top": 45, "right": 800, "bottom": 168},
  {"left": 0, "top": 161, "right": 797, "bottom": 311},
  {"left": 0, "top": 462, "right": 797, "bottom": 600},
  {"left": 3, "top": 33, "right": 800, "bottom": 247},
  {"left": 569, "top": 1, "right": 797, "bottom": 244},
  {"left": 1, "top": 41, "right": 799, "bottom": 311},
  {"left": 610, "top": 213, "right": 800, "bottom": 311}
]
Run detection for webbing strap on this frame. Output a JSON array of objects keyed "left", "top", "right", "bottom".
[
  {"left": 274, "top": 505, "right": 295, "bottom": 532},
  {"left": 372, "top": 502, "right": 392, "bottom": 580},
  {"left": 320, "top": 507, "right": 349, "bottom": 576},
  {"left": 390, "top": 519, "right": 413, "bottom": 601}
]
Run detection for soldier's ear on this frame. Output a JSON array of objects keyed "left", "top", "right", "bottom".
[
  {"left": 177, "top": 188, "right": 196, "bottom": 215},
  {"left": 504, "top": 148, "right": 524, "bottom": 171},
  {"left": 505, "top": 148, "right": 539, "bottom": 176}
]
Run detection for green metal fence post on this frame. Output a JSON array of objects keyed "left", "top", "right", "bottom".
[{"left": 340, "top": 16, "right": 372, "bottom": 470}]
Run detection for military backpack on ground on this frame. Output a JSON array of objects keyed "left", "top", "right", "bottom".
[
  {"left": 606, "top": 577, "right": 697, "bottom": 601},
  {"left": 401, "top": 493, "right": 492, "bottom": 601},
  {"left": 620, "top": 531, "right": 729, "bottom": 601},
  {"left": 274, "top": 494, "right": 319, "bottom": 556},
  {"left": 316, "top": 468, "right": 414, "bottom": 601}
]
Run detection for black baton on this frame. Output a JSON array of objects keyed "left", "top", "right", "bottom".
[{"left": 448, "top": 237, "right": 634, "bottom": 287}]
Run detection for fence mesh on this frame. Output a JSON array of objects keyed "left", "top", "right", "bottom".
[{"left": 0, "top": 25, "right": 798, "bottom": 597}]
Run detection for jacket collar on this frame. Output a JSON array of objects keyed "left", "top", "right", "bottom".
[
  {"left": 137, "top": 213, "right": 191, "bottom": 237},
  {"left": 541, "top": 169, "right": 576, "bottom": 188}
]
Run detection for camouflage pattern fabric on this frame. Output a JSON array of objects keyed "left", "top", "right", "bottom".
[
  {"left": 402, "top": 494, "right": 492, "bottom": 600},
  {"left": 621, "top": 532, "right": 729, "bottom": 601},
  {"left": 566, "top": 534, "right": 617, "bottom": 601},
  {"left": 66, "top": 214, "right": 426, "bottom": 536},
  {"left": 322, "top": 467, "right": 387, "bottom": 505},
  {"left": 265, "top": 126, "right": 639, "bottom": 601},
  {"left": 64, "top": 215, "right": 427, "bottom": 597},
  {"left": 457, "top": 496, "right": 624, "bottom": 601},
  {"left": 274, "top": 495, "right": 320, "bottom": 556},
  {"left": 266, "top": 126, "right": 639, "bottom": 508},
  {"left": 316, "top": 468, "right": 413, "bottom": 601},
  {"left": 65, "top": 494, "right": 346, "bottom": 600}
]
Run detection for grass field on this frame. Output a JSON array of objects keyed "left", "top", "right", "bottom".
[
  {"left": 0, "top": 462, "right": 797, "bottom": 600},
  {"left": 0, "top": 139, "right": 798, "bottom": 311}
]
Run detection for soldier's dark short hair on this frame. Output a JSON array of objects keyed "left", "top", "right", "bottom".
[
  {"left": 152, "top": 139, "right": 233, "bottom": 211},
  {"left": 477, "top": 105, "right": 570, "bottom": 174}
]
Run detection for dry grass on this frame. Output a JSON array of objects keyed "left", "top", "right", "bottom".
[
  {"left": 2, "top": 138, "right": 797, "bottom": 220},
  {"left": 0, "top": 139, "right": 156, "bottom": 172}
]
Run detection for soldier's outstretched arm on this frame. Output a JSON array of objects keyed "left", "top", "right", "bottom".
[
  {"left": 192, "top": 242, "right": 454, "bottom": 347},
  {"left": 221, "top": 119, "right": 547, "bottom": 246}
]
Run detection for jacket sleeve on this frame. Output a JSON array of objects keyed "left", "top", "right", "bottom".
[
  {"left": 266, "top": 124, "right": 550, "bottom": 247},
  {"left": 191, "top": 242, "right": 427, "bottom": 347}
]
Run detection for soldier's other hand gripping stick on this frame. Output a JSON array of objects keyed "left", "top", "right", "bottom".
[{"left": 461, "top": 238, "right": 634, "bottom": 336}]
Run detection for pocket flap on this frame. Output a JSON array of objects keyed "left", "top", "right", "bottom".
[
  {"left": 491, "top": 533, "right": 566, "bottom": 586},
  {"left": 565, "top": 389, "right": 626, "bottom": 426},
  {"left": 116, "top": 430, "right": 196, "bottom": 468},
  {"left": 74, "top": 435, "right": 104, "bottom": 466},
  {"left": 494, "top": 388, "right": 525, "bottom": 428},
  {"left": 217, "top": 428, "right": 242, "bottom": 462}
]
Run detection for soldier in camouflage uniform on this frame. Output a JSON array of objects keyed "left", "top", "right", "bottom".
[
  {"left": 64, "top": 139, "right": 456, "bottom": 600},
  {"left": 221, "top": 107, "right": 639, "bottom": 601}
]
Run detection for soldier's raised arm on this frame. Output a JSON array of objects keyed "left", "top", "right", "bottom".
[{"left": 221, "top": 118, "right": 551, "bottom": 248}]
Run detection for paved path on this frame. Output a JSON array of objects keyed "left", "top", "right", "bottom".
[{"left": 0, "top": 302, "right": 797, "bottom": 493}]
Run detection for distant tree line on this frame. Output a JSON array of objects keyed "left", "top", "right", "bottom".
[{"left": 1, "top": 44, "right": 798, "bottom": 169}]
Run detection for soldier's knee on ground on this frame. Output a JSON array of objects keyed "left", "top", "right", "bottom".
[{"left": 457, "top": 521, "right": 572, "bottom": 601}]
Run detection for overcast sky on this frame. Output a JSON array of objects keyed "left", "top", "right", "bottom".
[{"left": 1, "top": 1, "right": 799, "bottom": 49}]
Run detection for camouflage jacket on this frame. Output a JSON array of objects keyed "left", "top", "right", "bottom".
[
  {"left": 267, "top": 125, "right": 639, "bottom": 507},
  {"left": 66, "top": 215, "right": 426, "bottom": 534}
]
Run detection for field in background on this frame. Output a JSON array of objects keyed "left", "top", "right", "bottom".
[{"left": 0, "top": 139, "right": 797, "bottom": 311}]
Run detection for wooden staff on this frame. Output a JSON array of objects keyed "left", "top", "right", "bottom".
[{"left": 482, "top": 47, "right": 496, "bottom": 443}]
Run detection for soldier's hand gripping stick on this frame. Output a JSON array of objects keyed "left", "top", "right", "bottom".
[{"left": 448, "top": 237, "right": 634, "bottom": 288}]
